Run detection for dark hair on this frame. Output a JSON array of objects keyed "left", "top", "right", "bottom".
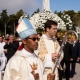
[
  {"left": 5, "top": 38, "right": 9, "bottom": 41},
  {"left": 0, "top": 36, "right": 2, "bottom": 37},
  {"left": 44, "top": 19, "right": 57, "bottom": 32},
  {"left": 38, "top": 33, "right": 42, "bottom": 37},
  {"left": 0, "top": 36, "right": 3, "bottom": 39}
]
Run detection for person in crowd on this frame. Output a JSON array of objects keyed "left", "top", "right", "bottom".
[
  {"left": 4, "top": 18, "right": 54, "bottom": 80},
  {"left": 0, "top": 36, "right": 7, "bottom": 71},
  {"left": 70, "top": 35, "right": 80, "bottom": 78},
  {"left": 0, "top": 36, "right": 5, "bottom": 54},
  {"left": 54, "top": 36, "right": 63, "bottom": 80},
  {"left": 4, "top": 37, "right": 10, "bottom": 57},
  {"left": 77, "top": 39, "right": 80, "bottom": 62},
  {"left": 3, "top": 18, "right": 45, "bottom": 80},
  {"left": 36, "top": 20, "right": 64, "bottom": 80},
  {"left": 53, "top": 35, "right": 57, "bottom": 41},
  {"left": 60, "top": 37, "right": 73, "bottom": 80},
  {"left": 37, "top": 33, "right": 42, "bottom": 38},
  {"left": 53, "top": 35, "right": 63, "bottom": 80},
  {"left": 57, "top": 37, "right": 62, "bottom": 46},
  {"left": 4, "top": 34, "right": 19, "bottom": 62},
  {"left": 15, "top": 37, "right": 22, "bottom": 46}
]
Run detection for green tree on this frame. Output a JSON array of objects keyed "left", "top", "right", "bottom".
[
  {"left": 0, "top": 9, "right": 8, "bottom": 35},
  {"left": 54, "top": 10, "right": 58, "bottom": 14},
  {"left": 16, "top": 9, "right": 24, "bottom": 20},
  {"left": 0, "top": 18, "right": 3, "bottom": 35},
  {"left": 77, "top": 11, "right": 80, "bottom": 26},
  {"left": 31, "top": 8, "right": 40, "bottom": 17},
  {"left": 7, "top": 14, "right": 17, "bottom": 34}
]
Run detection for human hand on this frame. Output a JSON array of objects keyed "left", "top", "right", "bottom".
[
  {"left": 47, "top": 73, "right": 55, "bottom": 80},
  {"left": 8, "top": 39, "right": 13, "bottom": 43},
  {"left": 4, "top": 49, "right": 7, "bottom": 53},
  {"left": 70, "top": 58, "right": 73, "bottom": 61},
  {"left": 31, "top": 71, "right": 39, "bottom": 80}
]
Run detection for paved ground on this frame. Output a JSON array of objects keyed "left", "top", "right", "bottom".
[
  {"left": 1, "top": 63, "right": 80, "bottom": 80},
  {"left": 63, "top": 62, "right": 80, "bottom": 80}
]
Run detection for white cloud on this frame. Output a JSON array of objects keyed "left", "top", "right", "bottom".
[{"left": 0, "top": 0, "right": 42, "bottom": 15}]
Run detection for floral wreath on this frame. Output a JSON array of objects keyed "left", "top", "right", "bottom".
[{"left": 30, "top": 11, "right": 66, "bottom": 30}]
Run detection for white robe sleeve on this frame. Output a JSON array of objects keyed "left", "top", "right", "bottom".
[
  {"left": 0, "top": 52, "right": 7, "bottom": 71},
  {"left": 43, "top": 54, "right": 52, "bottom": 68}
]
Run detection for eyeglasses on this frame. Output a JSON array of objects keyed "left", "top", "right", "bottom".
[{"left": 27, "top": 37, "right": 40, "bottom": 41}]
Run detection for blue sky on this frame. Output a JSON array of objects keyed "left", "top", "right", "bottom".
[
  {"left": 50, "top": 0, "right": 80, "bottom": 12},
  {"left": 0, "top": 0, "right": 80, "bottom": 15}
]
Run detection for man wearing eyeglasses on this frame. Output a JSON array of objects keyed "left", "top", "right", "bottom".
[
  {"left": 37, "top": 20, "right": 64, "bottom": 80},
  {"left": 3, "top": 18, "right": 44, "bottom": 80}
]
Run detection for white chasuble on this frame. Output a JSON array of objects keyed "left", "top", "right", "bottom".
[
  {"left": 37, "top": 34, "right": 64, "bottom": 80},
  {"left": 0, "top": 42, "right": 7, "bottom": 71},
  {"left": 3, "top": 49, "right": 44, "bottom": 80}
]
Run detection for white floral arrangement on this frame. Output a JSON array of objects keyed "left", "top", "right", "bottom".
[
  {"left": 30, "top": 11, "right": 66, "bottom": 30},
  {"left": 61, "top": 12, "right": 73, "bottom": 30}
]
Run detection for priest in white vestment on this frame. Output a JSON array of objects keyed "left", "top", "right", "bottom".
[
  {"left": 0, "top": 36, "right": 7, "bottom": 71},
  {"left": 3, "top": 18, "right": 44, "bottom": 80},
  {"left": 36, "top": 20, "right": 64, "bottom": 80}
]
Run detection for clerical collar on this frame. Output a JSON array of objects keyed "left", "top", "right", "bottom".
[
  {"left": 21, "top": 48, "right": 36, "bottom": 57},
  {"left": 42, "top": 34, "right": 52, "bottom": 40}
]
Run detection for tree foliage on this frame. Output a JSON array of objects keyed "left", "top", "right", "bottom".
[
  {"left": 54, "top": 10, "right": 80, "bottom": 30},
  {"left": 0, "top": 9, "right": 80, "bottom": 36},
  {"left": 0, "top": 9, "right": 8, "bottom": 35},
  {"left": 31, "top": 8, "right": 40, "bottom": 17},
  {"left": 0, "top": 9, "right": 30, "bottom": 36}
]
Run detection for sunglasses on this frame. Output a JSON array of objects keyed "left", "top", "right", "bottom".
[{"left": 27, "top": 37, "right": 40, "bottom": 41}]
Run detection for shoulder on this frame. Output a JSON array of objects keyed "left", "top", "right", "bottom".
[
  {"left": 14, "top": 41, "right": 19, "bottom": 44},
  {"left": 2, "top": 42, "right": 5, "bottom": 45},
  {"left": 7, "top": 51, "right": 24, "bottom": 64}
]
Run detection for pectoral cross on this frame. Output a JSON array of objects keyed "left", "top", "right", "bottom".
[{"left": 30, "top": 62, "right": 37, "bottom": 71}]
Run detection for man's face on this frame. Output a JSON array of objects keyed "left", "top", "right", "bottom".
[
  {"left": 47, "top": 25, "right": 57, "bottom": 38},
  {"left": 9, "top": 35, "right": 14, "bottom": 42},
  {"left": 24, "top": 34, "right": 39, "bottom": 52},
  {"left": 72, "top": 36, "right": 76, "bottom": 41}
]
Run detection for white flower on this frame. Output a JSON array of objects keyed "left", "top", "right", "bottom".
[
  {"left": 30, "top": 11, "right": 66, "bottom": 30},
  {"left": 61, "top": 12, "right": 73, "bottom": 29}
]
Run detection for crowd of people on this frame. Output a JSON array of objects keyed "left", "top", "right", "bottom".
[
  {"left": 0, "top": 18, "right": 80, "bottom": 80},
  {"left": 0, "top": 35, "right": 20, "bottom": 70},
  {"left": 57, "top": 33, "right": 80, "bottom": 80}
]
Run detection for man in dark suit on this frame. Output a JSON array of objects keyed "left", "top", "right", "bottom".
[
  {"left": 70, "top": 35, "right": 80, "bottom": 77},
  {"left": 4, "top": 34, "right": 19, "bottom": 62},
  {"left": 77, "top": 39, "right": 80, "bottom": 63},
  {"left": 61, "top": 38, "right": 73, "bottom": 80}
]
